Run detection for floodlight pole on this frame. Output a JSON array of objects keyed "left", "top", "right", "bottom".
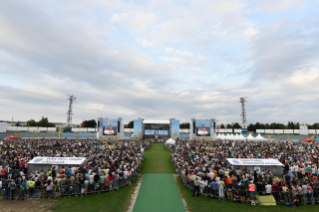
[
  {"left": 67, "top": 95, "right": 76, "bottom": 128},
  {"left": 239, "top": 97, "right": 247, "bottom": 136}
]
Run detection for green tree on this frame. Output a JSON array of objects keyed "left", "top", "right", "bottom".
[
  {"left": 37, "top": 117, "right": 55, "bottom": 127},
  {"left": 81, "top": 119, "right": 97, "bottom": 128},
  {"left": 248, "top": 123, "right": 256, "bottom": 131},
  {"left": 15, "top": 121, "right": 21, "bottom": 126},
  {"left": 220, "top": 123, "right": 225, "bottom": 128},
  {"left": 232, "top": 122, "right": 241, "bottom": 129},
  {"left": 27, "top": 119, "right": 37, "bottom": 126},
  {"left": 127, "top": 121, "right": 134, "bottom": 128},
  {"left": 180, "top": 122, "right": 190, "bottom": 129}
]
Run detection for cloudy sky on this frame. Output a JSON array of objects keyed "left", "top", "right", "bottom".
[{"left": 1, "top": 0, "right": 319, "bottom": 125}]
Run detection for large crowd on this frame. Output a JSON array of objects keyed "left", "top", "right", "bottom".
[
  {"left": 0, "top": 138, "right": 149, "bottom": 200},
  {"left": 167, "top": 139, "right": 319, "bottom": 206}
]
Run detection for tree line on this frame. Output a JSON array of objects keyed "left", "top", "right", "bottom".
[
  {"left": 25, "top": 117, "right": 56, "bottom": 127},
  {"left": 219, "top": 121, "right": 319, "bottom": 132}
]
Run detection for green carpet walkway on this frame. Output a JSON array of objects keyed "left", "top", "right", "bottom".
[
  {"left": 133, "top": 143, "right": 186, "bottom": 212},
  {"left": 133, "top": 174, "right": 185, "bottom": 212}
]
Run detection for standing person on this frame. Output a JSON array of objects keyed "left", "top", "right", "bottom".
[
  {"left": 256, "top": 180, "right": 263, "bottom": 196},
  {"left": 265, "top": 181, "right": 272, "bottom": 196},
  {"left": 238, "top": 182, "right": 246, "bottom": 203},
  {"left": 51, "top": 168, "right": 56, "bottom": 181},
  {"left": 225, "top": 175, "right": 233, "bottom": 201},
  {"left": 8, "top": 179, "right": 16, "bottom": 200},
  {"left": 104, "top": 175, "right": 109, "bottom": 191},
  {"left": 218, "top": 179, "right": 225, "bottom": 199},
  {"left": 302, "top": 182, "right": 308, "bottom": 204},
  {"left": 84, "top": 177, "right": 89, "bottom": 195},
  {"left": 1, "top": 166, "right": 7, "bottom": 179},
  {"left": 20, "top": 179, "right": 27, "bottom": 200},
  {"left": 210, "top": 179, "right": 218, "bottom": 198},
  {"left": 248, "top": 181, "right": 256, "bottom": 202},
  {"left": 192, "top": 177, "right": 200, "bottom": 197},
  {"left": 296, "top": 184, "right": 303, "bottom": 203},
  {"left": 308, "top": 182, "right": 314, "bottom": 204},
  {"left": 44, "top": 180, "right": 54, "bottom": 199},
  {"left": 282, "top": 183, "right": 289, "bottom": 203},
  {"left": 34, "top": 178, "right": 42, "bottom": 199},
  {"left": 109, "top": 173, "right": 114, "bottom": 192},
  {"left": 28, "top": 178, "right": 35, "bottom": 199}
]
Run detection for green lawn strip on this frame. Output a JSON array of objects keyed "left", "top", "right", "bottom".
[
  {"left": 47, "top": 177, "right": 139, "bottom": 212},
  {"left": 176, "top": 176, "right": 319, "bottom": 212},
  {"left": 133, "top": 174, "right": 185, "bottom": 212},
  {"left": 139, "top": 143, "right": 175, "bottom": 174}
]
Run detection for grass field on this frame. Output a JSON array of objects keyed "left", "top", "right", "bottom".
[
  {"left": 139, "top": 143, "right": 175, "bottom": 174},
  {"left": 46, "top": 177, "right": 139, "bottom": 212},
  {"left": 47, "top": 143, "right": 175, "bottom": 212}
]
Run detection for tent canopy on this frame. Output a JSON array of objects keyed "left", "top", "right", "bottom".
[
  {"left": 4, "top": 135, "right": 18, "bottom": 139},
  {"left": 246, "top": 134, "right": 255, "bottom": 140},
  {"left": 166, "top": 138, "right": 176, "bottom": 144},
  {"left": 255, "top": 134, "right": 267, "bottom": 141},
  {"left": 301, "top": 138, "right": 313, "bottom": 142}
]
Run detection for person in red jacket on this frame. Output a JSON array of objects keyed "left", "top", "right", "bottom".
[
  {"left": 272, "top": 181, "right": 279, "bottom": 202},
  {"left": 1, "top": 167, "right": 7, "bottom": 179}
]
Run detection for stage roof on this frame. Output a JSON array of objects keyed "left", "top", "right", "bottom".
[{"left": 143, "top": 120, "right": 170, "bottom": 124}]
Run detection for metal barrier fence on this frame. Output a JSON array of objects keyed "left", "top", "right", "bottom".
[
  {"left": 0, "top": 171, "right": 139, "bottom": 201},
  {"left": 171, "top": 155, "right": 319, "bottom": 206},
  {"left": 179, "top": 172, "right": 318, "bottom": 205}
]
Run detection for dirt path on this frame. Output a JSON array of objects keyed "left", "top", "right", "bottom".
[{"left": 0, "top": 199, "right": 56, "bottom": 212}]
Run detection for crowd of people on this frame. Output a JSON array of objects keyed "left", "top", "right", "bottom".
[
  {"left": 167, "top": 139, "right": 319, "bottom": 206},
  {"left": 0, "top": 138, "right": 149, "bottom": 200}
]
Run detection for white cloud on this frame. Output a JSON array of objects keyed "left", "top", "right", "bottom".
[
  {"left": 165, "top": 47, "right": 174, "bottom": 53},
  {"left": 287, "top": 68, "right": 319, "bottom": 85},
  {"left": 137, "top": 38, "right": 153, "bottom": 47},
  {"left": 253, "top": 0, "right": 306, "bottom": 12},
  {"left": 0, "top": 0, "right": 318, "bottom": 125},
  {"left": 111, "top": 12, "right": 157, "bottom": 31}
]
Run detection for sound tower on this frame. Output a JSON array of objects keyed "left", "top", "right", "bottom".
[
  {"left": 193, "top": 121, "right": 195, "bottom": 134},
  {"left": 118, "top": 121, "right": 120, "bottom": 132}
]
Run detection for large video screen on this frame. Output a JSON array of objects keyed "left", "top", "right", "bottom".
[
  {"left": 196, "top": 127, "right": 210, "bottom": 136},
  {"left": 103, "top": 127, "right": 117, "bottom": 135}
]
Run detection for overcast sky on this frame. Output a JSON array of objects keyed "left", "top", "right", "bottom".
[{"left": 1, "top": 0, "right": 319, "bottom": 125}]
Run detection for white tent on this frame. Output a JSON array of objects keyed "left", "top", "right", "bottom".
[
  {"left": 166, "top": 138, "right": 176, "bottom": 144},
  {"left": 232, "top": 134, "right": 238, "bottom": 140},
  {"left": 219, "top": 134, "right": 225, "bottom": 140},
  {"left": 255, "top": 134, "right": 267, "bottom": 141},
  {"left": 237, "top": 134, "right": 246, "bottom": 140},
  {"left": 228, "top": 134, "right": 235, "bottom": 140},
  {"left": 246, "top": 134, "right": 255, "bottom": 140},
  {"left": 224, "top": 134, "right": 229, "bottom": 140}
]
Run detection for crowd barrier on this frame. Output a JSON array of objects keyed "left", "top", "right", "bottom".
[
  {"left": 0, "top": 170, "right": 139, "bottom": 201},
  {"left": 170, "top": 155, "right": 319, "bottom": 207},
  {"left": 179, "top": 171, "right": 319, "bottom": 205}
]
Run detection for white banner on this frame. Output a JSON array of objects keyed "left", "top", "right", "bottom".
[
  {"left": 284, "top": 129, "right": 293, "bottom": 134},
  {"left": 28, "top": 157, "right": 86, "bottom": 165},
  {"left": 274, "top": 129, "right": 284, "bottom": 134},
  {"left": 308, "top": 129, "right": 316, "bottom": 134},
  {"left": 226, "top": 158, "right": 283, "bottom": 166},
  {"left": 265, "top": 129, "right": 274, "bottom": 133},
  {"left": 0, "top": 123, "right": 7, "bottom": 133}
]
